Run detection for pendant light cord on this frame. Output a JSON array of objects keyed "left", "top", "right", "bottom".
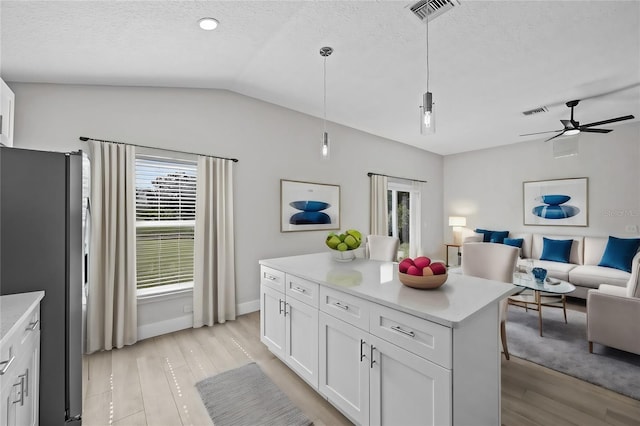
[
  {"left": 425, "top": 13, "right": 430, "bottom": 93},
  {"left": 323, "top": 56, "right": 327, "bottom": 133}
]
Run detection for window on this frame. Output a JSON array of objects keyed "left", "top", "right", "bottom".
[
  {"left": 388, "top": 180, "right": 421, "bottom": 259},
  {"left": 135, "top": 156, "right": 197, "bottom": 290}
]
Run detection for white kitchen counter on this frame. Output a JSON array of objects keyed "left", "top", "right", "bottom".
[
  {"left": 260, "top": 252, "right": 518, "bottom": 328},
  {"left": 0, "top": 291, "right": 45, "bottom": 345}
]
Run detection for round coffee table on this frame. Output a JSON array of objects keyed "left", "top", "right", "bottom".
[{"left": 509, "top": 272, "right": 576, "bottom": 336}]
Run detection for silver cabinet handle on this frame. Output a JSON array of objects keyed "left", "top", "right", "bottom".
[
  {"left": 279, "top": 299, "right": 284, "bottom": 315},
  {"left": 0, "top": 115, "right": 3, "bottom": 135},
  {"left": 19, "top": 369, "right": 29, "bottom": 397},
  {"left": 391, "top": 325, "right": 415, "bottom": 338},
  {"left": 360, "top": 339, "right": 366, "bottom": 362},
  {"left": 333, "top": 302, "right": 349, "bottom": 310},
  {"left": 26, "top": 319, "right": 39, "bottom": 331},
  {"left": 0, "top": 352, "right": 15, "bottom": 375},
  {"left": 292, "top": 286, "right": 306, "bottom": 294},
  {"left": 264, "top": 273, "right": 277, "bottom": 281},
  {"left": 284, "top": 302, "right": 289, "bottom": 316},
  {"left": 370, "top": 345, "right": 376, "bottom": 368}
]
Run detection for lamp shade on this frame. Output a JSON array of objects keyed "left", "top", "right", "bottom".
[{"left": 448, "top": 216, "right": 466, "bottom": 227}]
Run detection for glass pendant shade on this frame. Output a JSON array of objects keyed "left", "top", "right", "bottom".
[
  {"left": 421, "top": 92, "right": 435, "bottom": 134},
  {"left": 321, "top": 131, "right": 330, "bottom": 159}
]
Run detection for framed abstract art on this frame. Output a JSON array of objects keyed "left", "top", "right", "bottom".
[
  {"left": 280, "top": 179, "right": 340, "bottom": 232},
  {"left": 523, "top": 177, "right": 588, "bottom": 226}
]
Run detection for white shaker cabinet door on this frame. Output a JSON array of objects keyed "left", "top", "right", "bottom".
[
  {"left": 369, "top": 334, "right": 452, "bottom": 426},
  {"left": 260, "top": 285, "right": 286, "bottom": 359},
  {"left": 319, "top": 312, "right": 369, "bottom": 425},
  {"left": 285, "top": 296, "right": 319, "bottom": 389}
]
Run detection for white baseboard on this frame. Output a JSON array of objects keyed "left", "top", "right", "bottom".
[
  {"left": 137, "top": 299, "right": 260, "bottom": 340},
  {"left": 138, "top": 314, "right": 193, "bottom": 341},
  {"left": 237, "top": 299, "right": 260, "bottom": 316}
]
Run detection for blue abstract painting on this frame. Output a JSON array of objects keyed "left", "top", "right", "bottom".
[
  {"left": 523, "top": 178, "right": 588, "bottom": 226},
  {"left": 281, "top": 180, "right": 340, "bottom": 232}
]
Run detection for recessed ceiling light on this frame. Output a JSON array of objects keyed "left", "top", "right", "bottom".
[{"left": 198, "top": 17, "right": 219, "bottom": 31}]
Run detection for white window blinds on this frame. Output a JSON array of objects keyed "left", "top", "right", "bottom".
[{"left": 135, "top": 156, "right": 197, "bottom": 289}]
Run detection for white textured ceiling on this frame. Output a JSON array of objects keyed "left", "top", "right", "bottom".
[{"left": 1, "top": 0, "right": 639, "bottom": 155}]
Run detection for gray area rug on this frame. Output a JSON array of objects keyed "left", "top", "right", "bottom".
[
  {"left": 196, "top": 362, "right": 313, "bottom": 426},
  {"left": 506, "top": 306, "right": 640, "bottom": 400}
]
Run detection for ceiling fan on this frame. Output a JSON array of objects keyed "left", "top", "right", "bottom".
[{"left": 520, "top": 100, "right": 635, "bottom": 142}]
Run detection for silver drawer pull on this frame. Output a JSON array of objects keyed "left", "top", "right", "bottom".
[
  {"left": 26, "top": 319, "right": 39, "bottom": 331},
  {"left": 391, "top": 325, "right": 415, "bottom": 338},
  {"left": 0, "top": 354, "right": 15, "bottom": 375},
  {"left": 292, "top": 286, "right": 306, "bottom": 294},
  {"left": 264, "top": 273, "right": 277, "bottom": 281},
  {"left": 19, "top": 369, "right": 29, "bottom": 397},
  {"left": 333, "top": 302, "right": 349, "bottom": 310}
]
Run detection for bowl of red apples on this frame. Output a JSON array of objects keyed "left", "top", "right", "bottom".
[{"left": 397, "top": 256, "right": 448, "bottom": 289}]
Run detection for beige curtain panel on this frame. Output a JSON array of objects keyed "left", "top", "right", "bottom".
[
  {"left": 369, "top": 174, "right": 388, "bottom": 236},
  {"left": 193, "top": 156, "right": 236, "bottom": 327},
  {"left": 87, "top": 141, "right": 137, "bottom": 353}
]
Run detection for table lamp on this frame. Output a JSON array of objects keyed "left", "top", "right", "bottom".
[{"left": 448, "top": 216, "right": 466, "bottom": 245}]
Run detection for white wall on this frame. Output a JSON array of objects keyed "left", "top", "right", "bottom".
[
  {"left": 443, "top": 122, "right": 640, "bottom": 241},
  {"left": 8, "top": 82, "right": 444, "bottom": 337}
]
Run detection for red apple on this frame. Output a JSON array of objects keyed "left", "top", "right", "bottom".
[
  {"left": 406, "top": 265, "right": 421, "bottom": 276},
  {"left": 429, "top": 262, "right": 447, "bottom": 275},
  {"left": 422, "top": 266, "right": 434, "bottom": 276},
  {"left": 399, "top": 258, "right": 414, "bottom": 273},
  {"left": 413, "top": 256, "right": 431, "bottom": 269}
]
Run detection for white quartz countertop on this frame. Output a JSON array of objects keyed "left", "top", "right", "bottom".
[
  {"left": 260, "top": 252, "right": 519, "bottom": 328},
  {"left": 0, "top": 291, "right": 45, "bottom": 345}
]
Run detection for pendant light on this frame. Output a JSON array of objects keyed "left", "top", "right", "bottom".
[
  {"left": 420, "top": 12, "right": 435, "bottom": 134},
  {"left": 320, "top": 46, "right": 333, "bottom": 159}
]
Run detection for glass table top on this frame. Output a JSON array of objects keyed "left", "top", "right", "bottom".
[{"left": 513, "top": 272, "right": 576, "bottom": 294}]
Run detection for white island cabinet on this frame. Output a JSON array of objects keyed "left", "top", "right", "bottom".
[
  {"left": 260, "top": 253, "right": 518, "bottom": 426},
  {"left": 0, "top": 291, "right": 44, "bottom": 426}
]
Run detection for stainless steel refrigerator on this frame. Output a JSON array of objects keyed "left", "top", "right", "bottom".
[{"left": 0, "top": 147, "right": 83, "bottom": 425}]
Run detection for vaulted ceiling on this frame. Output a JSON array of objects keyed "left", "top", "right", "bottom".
[{"left": 1, "top": 1, "right": 639, "bottom": 155}]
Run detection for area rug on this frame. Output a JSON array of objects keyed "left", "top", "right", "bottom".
[
  {"left": 196, "top": 362, "right": 313, "bottom": 426},
  {"left": 506, "top": 307, "right": 640, "bottom": 400}
]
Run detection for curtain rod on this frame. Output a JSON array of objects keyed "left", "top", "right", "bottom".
[
  {"left": 79, "top": 136, "right": 239, "bottom": 163},
  {"left": 367, "top": 172, "right": 427, "bottom": 183}
]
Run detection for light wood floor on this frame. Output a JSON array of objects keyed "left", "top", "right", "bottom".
[{"left": 83, "top": 306, "right": 640, "bottom": 426}]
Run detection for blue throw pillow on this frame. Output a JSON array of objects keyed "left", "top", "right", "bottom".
[
  {"left": 489, "top": 231, "right": 509, "bottom": 244},
  {"left": 598, "top": 236, "right": 640, "bottom": 273},
  {"left": 474, "top": 228, "right": 493, "bottom": 242},
  {"left": 540, "top": 237, "right": 573, "bottom": 263},
  {"left": 503, "top": 238, "right": 524, "bottom": 248}
]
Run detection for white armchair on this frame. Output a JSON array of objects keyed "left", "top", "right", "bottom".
[
  {"left": 462, "top": 242, "right": 519, "bottom": 360},
  {"left": 587, "top": 252, "right": 640, "bottom": 355},
  {"left": 365, "top": 235, "right": 400, "bottom": 262}
]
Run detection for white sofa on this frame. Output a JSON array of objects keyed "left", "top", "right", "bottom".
[{"left": 464, "top": 232, "right": 634, "bottom": 299}]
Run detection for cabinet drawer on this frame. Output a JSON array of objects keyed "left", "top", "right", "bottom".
[
  {"left": 285, "top": 274, "right": 319, "bottom": 307},
  {"left": 319, "top": 286, "right": 369, "bottom": 331},
  {"left": 370, "top": 304, "right": 452, "bottom": 369},
  {"left": 261, "top": 266, "right": 285, "bottom": 292}
]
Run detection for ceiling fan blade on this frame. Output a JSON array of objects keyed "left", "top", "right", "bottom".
[
  {"left": 579, "top": 128, "right": 612, "bottom": 134},
  {"left": 560, "top": 119, "right": 579, "bottom": 129},
  {"left": 520, "top": 129, "right": 563, "bottom": 137},
  {"left": 581, "top": 115, "right": 635, "bottom": 128},
  {"left": 544, "top": 132, "right": 566, "bottom": 142}
]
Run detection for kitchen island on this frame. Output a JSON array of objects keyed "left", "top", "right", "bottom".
[{"left": 259, "top": 252, "right": 518, "bottom": 426}]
